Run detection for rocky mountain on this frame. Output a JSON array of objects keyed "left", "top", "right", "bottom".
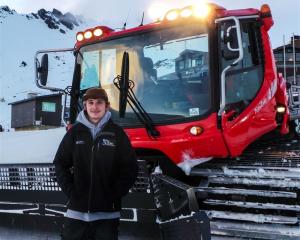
[{"left": 0, "top": 6, "right": 83, "bottom": 33}]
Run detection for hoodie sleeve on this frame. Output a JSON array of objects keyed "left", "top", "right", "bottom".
[
  {"left": 112, "top": 128, "right": 138, "bottom": 201},
  {"left": 53, "top": 130, "right": 74, "bottom": 198}
]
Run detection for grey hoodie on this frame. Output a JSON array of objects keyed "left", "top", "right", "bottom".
[{"left": 76, "top": 110, "right": 112, "bottom": 140}]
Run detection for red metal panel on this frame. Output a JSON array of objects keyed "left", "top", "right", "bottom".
[
  {"left": 221, "top": 25, "right": 279, "bottom": 157},
  {"left": 218, "top": 9, "right": 259, "bottom": 18},
  {"left": 125, "top": 113, "right": 228, "bottom": 164}
]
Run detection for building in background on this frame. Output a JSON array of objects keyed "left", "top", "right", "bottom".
[
  {"left": 273, "top": 35, "right": 300, "bottom": 85},
  {"left": 9, "top": 93, "right": 62, "bottom": 131}
]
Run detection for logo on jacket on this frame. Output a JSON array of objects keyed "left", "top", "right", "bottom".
[
  {"left": 101, "top": 139, "right": 116, "bottom": 147},
  {"left": 76, "top": 140, "right": 85, "bottom": 144}
]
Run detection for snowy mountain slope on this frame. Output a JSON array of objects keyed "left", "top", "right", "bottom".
[{"left": 0, "top": 6, "right": 96, "bottom": 129}]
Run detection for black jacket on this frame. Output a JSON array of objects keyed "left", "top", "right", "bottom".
[{"left": 53, "top": 119, "right": 138, "bottom": 212}]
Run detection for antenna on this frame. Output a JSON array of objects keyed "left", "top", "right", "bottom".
[
  {"left": 283, "top": 35, "right": 286, "bottom": 80},
  {"left": 292, "top": 33, "right": 296, "bottom": 85},
  {"left": 139, "top": 12, "right": 145, "bottom": 26},
  {"left": 122, "top": 22, "right": 127, "bottom": 30},
  {"left": 122, "top": 9, "right": 130, "bottom": 30}
]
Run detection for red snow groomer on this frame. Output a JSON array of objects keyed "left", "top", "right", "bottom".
[{"left": 4, "top": 3, "right": 299, "bottom": 239}]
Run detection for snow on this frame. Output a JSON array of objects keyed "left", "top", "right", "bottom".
[
  {"left": 0, "top": 7, "right": 96, "bottom": 130},
  {"left": 156, "top": 212, "right": 195, "bottom": 224},
  {"left": 0, "top": 128, "right": 65, "bottom": 164},
  {"left": 207, "top": 210, "right": 297, "bottom": 224},
  {"left": 222, "top": 166, "right": 293, "bottom": 178},
  {"left": 0, "top": 7, "right": 99, "bottom": 164},
  {"left": 286, "top": 151, "right": 300, "bottom": 157},
  {"left": 210, "top": 220, "right": 300, "bottom": 238},
  {"left": 215, "top": 176, "right": 300, "bottom": 188},
  {"left": 153, "top": 165, "right": 162, "bottom": 174},
  {"left": 0, "top": 223, "right": 159, "bottom": 240},
  {"left": 177, "top": 150, "right": 212, "bottom": 175}
]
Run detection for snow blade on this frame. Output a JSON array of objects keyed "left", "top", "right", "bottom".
[
  {"left": 151, "top": 174, "right": 211, "bottom": 239},
  {"left": 159, "top": 211, "right": 210, "bottom": 240},
  {"left": 151, "top": 174, "right": 200, "bottom": 221}
]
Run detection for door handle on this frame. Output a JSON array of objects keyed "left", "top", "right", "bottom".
[{"left": 224, "top": 109, "right": 238, "bottom": 121}]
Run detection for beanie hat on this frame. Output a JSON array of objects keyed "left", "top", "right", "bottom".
[{"left": 83, "top": 88, "right": 108, "bottom": 102}]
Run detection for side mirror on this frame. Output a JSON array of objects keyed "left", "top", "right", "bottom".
[
  {"left": 38, "top": 54, "right": 49, "bottom": 86},
  {"left": 220, "top": 22, "right": 240, "bottom": 60},
  {"left": 35, "top": 48, "right": 74, "bottom": 92}
]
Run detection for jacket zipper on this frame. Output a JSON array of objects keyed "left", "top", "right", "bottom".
[{"left": 87, "top": 144, "right": 95, "bottom": 213}]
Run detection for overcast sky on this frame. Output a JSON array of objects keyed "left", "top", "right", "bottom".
[{"left": 0, "top": 0, "right": 299, "bottom": 47}]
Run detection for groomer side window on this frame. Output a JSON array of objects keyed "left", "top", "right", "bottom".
[{"left": 224, "top": 19, "right": 264, "bottom": 110}]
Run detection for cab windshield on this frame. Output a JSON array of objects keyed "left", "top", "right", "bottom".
[{"left": 77, "top": 23, "right": 211, "bottom": 126}]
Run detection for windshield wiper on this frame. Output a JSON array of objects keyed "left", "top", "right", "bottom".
[{"left": 114, "top": 51, "right": 160, "bottom": 138}]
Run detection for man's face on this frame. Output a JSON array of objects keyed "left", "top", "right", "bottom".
[{"left": 85, "top": 98, "right": 108, "bottom": 124}]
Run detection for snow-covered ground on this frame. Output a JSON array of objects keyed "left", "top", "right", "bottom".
[
  {"left": 0, "top": 221, "right": 159, "bottom": 240},
  {"left": 0, "top": 128, "right": 65, "bottom": 164}
]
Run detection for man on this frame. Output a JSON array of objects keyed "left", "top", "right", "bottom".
[{"left": 54, "top": 87, "right": 138, "bottom": 240}]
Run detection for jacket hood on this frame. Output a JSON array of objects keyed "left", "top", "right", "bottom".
[{"left": 76, "top": 110, "right": 111, "bottom": 139}]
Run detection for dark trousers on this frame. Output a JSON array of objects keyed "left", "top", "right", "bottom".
[{"left": 61, "top": 217, "right": 119, "bottom": 240}]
